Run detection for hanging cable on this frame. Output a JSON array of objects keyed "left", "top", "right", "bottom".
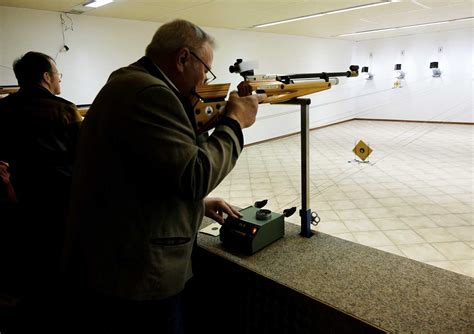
[{"left": 55, "top": 13, "right": 74, "bottom": 59}]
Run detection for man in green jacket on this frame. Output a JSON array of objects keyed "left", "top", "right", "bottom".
[{"left": 65, "top": 19, "right": 264, "bottom": 333}]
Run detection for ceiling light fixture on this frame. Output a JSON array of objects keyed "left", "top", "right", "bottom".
[
  {"left": 324, "top": 2, "right": 392, "bottom": 16},
  {"left": 338, "top": 16, "right": 473, "bottom": 37},
  {"left": 411, "top": 0, "right": 431, "bottom": 9},
  {"left": 253, "top": 1, "right": 392, "bottom": 28},
  {"left": 84, "top": 0, "right": 114, "bottom": 8},
  {"left": 254, "top": 13, "right": 325, "bottom": 28}
]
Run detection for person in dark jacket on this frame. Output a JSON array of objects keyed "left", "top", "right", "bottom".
[
  {"left": 0, "top": 51, "right": 81, "bottom": 331},
  {"left": 63, "top": 19, "right": 264, "bottom": 333}
]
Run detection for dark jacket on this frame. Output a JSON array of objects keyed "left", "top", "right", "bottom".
[
  {"left": 0, "top": 86, "right": 81, "bottom": 204},
  {"left": 0, "top": 86, "right": 81, "bottom": 295},
  {"left": 66, "top": 57, "right": 243, "bottom": 301}
]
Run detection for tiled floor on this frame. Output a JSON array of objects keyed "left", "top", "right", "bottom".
[{"left": 209, "top": 120, "right": 474, "bottom": 277}]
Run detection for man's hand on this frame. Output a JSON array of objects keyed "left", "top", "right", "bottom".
[
  {"left": 225, "top": 91, "right": 266, "bottom": 129},
  {"left": 204, "top": 197, "right": 242, "bottom": 225}
]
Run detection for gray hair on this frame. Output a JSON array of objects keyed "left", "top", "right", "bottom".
[{"left": 146, "top": 19, "right": 215, "bottom": 58}]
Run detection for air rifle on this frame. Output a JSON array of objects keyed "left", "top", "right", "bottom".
[
  {"left": 194, "top": 59, "right": 359, "bottom": 133},
  {"left": 0, "top": 85, "right": 19, "bottom": 97}
]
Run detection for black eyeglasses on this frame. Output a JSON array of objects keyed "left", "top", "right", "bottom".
[{"left": 189, "top": 50, "right": 216, "bottom": 84}]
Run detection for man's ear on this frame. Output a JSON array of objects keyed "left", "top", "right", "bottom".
[
  {"left": 176, "top": 48, "right": 190, "bottom": 73},
  {"left": 41, "top": 71, "right": 54, "bottom": 94},
  {"left": 43, "top": 71, "right": 52, "bottom": 85}
]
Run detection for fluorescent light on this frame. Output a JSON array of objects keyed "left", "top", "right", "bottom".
[
  {"left": 398, "top": 21, "right": 448, "bottom": 29},
  {"left": 325, "top": 2, "right": 391, "bottom": 16},
  {"left": 84, "top": 0, "right": 113, "bottom": 8},
  {"left": 338, "top": 17, "right": 472, "bottom": 37},
  {"left": 253, "top": 1, "right": 392, "bottom": 28},
  {"left": 254, "top": 14, "right": 325, "bottom": 28},
  {"left": 453, "top": 17, "right": 474, "bottom": 23}
]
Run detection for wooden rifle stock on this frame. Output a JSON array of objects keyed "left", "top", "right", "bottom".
[
  {"left": 194, "top": 64, "right": 358, "bottom": 134},
  {"left": 193, "top": 64, "right": 359, "bottom": 134},
  {"left": 237, "top": 80, "right": 332, "bottom": 103},
  {"left": 0, "top": 85, "right": 19, "bottom": 97},
  {"left": 194, "top": 83, "right": 230, "bottom": 134},
  {"left": 77, "top": 104, "right": 91, "bottom": 117},
  {"left": 194, "top": 79, "right": 334, "bottom": 134}
]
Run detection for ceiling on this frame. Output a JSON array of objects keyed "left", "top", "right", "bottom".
[{"left": 0, "top": 0, "right": 472, "bottom": 41}]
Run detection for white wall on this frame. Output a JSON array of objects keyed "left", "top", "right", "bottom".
[
  {"left": 207, "top": 28, "right": 357, "bottom": 143},
  {"left": 350, "top": 28, "right": 473, "bottom": 123},
  {"left": 1, "top": 6, "right": 472, "bottom": 146},
  {"left": 0, "top": 6, "right": 158, "bottom": 105},
  {"left": 0, "top": 6, "right": 356, "bottom": 145}
]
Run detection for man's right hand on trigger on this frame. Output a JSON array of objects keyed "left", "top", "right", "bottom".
[{"left": 225, "top": 91, "right": 266, "bottom": 129}]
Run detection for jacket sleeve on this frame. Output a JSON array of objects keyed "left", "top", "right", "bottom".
[
  {"left": 119, "top": 84, "right": 242, "bottom": 200},
  {"left": 0, "top": 98, "right": 14, "bottom": 163}
]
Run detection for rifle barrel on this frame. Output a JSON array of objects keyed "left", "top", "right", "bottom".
[
  {"left": 280, "top": 71, "right": 354, "bottom": 81},
  {"left": 278, "top": 65, "right": 359, "bottom": 83}
]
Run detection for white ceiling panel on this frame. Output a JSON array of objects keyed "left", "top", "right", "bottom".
[{"left": 0, "top": 0, "right": 472, "bottom": 40}]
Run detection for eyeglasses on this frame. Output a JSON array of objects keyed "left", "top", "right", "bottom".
[
  {"left": 50, "top": 71, "right": 63, "bottom": 79},
  {"left": 189, "top": 50, "right": 216, "bottom": 84}
]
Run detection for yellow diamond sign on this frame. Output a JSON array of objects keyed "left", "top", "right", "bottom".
[{"left": 353, "top": 140, "right": 373, "bottom": 161}]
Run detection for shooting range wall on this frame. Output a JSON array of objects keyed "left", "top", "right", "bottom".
[{"left": 1, "top": 6, "right": 471, "bottom": 145}]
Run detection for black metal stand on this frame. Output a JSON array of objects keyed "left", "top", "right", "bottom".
[
  {"left": 278, "top": 98, "right": 314, "bottom": 238},
  {"left": 230, "top": 63, "right": 358, "bottom": 237}
]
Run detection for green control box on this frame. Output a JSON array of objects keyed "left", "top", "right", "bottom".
[{"left": 220, "top": 206, "right": 285, "bottom": 254}]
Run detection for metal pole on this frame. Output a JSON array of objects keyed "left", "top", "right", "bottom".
[
  {"left": 278, "top": 98, "right": 313, "bottom": 238},
  {"left": 299, "top": 99, "right": 313, "bottom": 238}
]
